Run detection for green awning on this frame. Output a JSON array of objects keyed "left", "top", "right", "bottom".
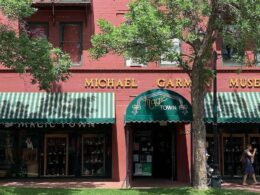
[
  {"left": 204, "top": 92, "right": 260, "bottom": 123},
  {"left": 125, "top": 89, "right": 192, "bottom": 123},
  {"left": 0, "top": 92, "right": 115, "bottom": 124}
]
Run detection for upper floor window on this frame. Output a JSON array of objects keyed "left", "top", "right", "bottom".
[
  {"left": 160, "top": 38, "right": 181, "bottom": 66},
  {"left": 221, "top": 25, "right": 245, "bottom": 66},
  {"left": 125, "top": 58, "right": 146, "bottom": 67},
  {"left": 256, "top": 51, "right": 260, "bottom": 66},
  {"left": 60, "top": 22, "right": 83, "bottom": 65},
  {"left": 221, "top": 44, "right": 245, "bottom": 66},
  {"left": 27, "top": 23, "right": 49, "bottom": 39}
]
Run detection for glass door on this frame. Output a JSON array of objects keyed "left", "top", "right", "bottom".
[{"left": 132, "top": 130, "right": 153, "bottom": 177}]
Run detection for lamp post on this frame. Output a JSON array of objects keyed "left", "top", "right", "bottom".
[{"left": 212, "top": 51, "right": 221, "bottom": 187}]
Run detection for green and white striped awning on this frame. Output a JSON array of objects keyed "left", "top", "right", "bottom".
[
  {"left": 204, "top": 92, "right": 260, "bottom": 123},
  {"left": 0, "top": 92, "right": 115, "bottom": 124}
]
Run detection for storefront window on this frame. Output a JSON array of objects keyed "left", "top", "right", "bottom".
[
  {"left": 44, "top": 135, "right": 68, "bottom": 176},
  {"left": 21, "top": 132, "right": 39, "bottom": 177},
  {"left": 0, "top": 126, "right": 112, "bottom": 178},
  {"left": 82, "top": 134, "right": 106, "bottom": 176}
]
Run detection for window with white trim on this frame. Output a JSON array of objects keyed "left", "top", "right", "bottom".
[
  {"left": 221, "top": 25, "right": 245, "bottom": 66},
  {"left": 125, "top": 58, "right": 146, "bottom": 67},
  {"left": 256, "top": 52, "right": 260, "bottom": 66},
  {"left": 160, "top": 38, "right": 181, "bottom": 66}
]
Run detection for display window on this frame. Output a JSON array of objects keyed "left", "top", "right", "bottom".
[
  {"left": 82, "top": 134, "right": 110, "bottom": 177},
  {"left": 248, "top": 134, "right": 260, "bottom": 175},
  {"left": 44, "top": 134, "right": 68, "bottom": 176},
  {"left": 0, "top": 125, "right": 112, "bottom": 178},
  {"left": 206, "top": 124, "right": 260, "bottom": 178},
  {"left": 21, "top": 132, "right": 40, "bottom": 177},
  {"left": 222, "top": 134, "right": 245, "bottom": 177}
]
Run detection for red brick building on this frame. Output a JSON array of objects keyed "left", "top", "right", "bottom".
[{"left": 0, "top": 0, "right": 259, "bottom": 184}]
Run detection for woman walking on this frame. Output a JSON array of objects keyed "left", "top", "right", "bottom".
[{"left": 242, "top": 144, "right": 258, "bottom": 185}]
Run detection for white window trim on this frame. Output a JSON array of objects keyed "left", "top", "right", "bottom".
[
  {"left": 125, "top": 58, "right": 146, "bottom": 67},
  {"left": 160, "top": 38, "right": 181, "bottom": 66},
  {"left": 256, "top": 52, "right": 260, "bottom": 66}
]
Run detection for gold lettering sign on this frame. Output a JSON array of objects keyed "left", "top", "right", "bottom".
[
  {"left": 156, "top": 78, "right": 192, "bottom": 88},
  {"left": 85, "top": 78, "right": 138, "bottom": 88},
  {"left": 229, "top": 78, "right": 260, "bottom": 88}
]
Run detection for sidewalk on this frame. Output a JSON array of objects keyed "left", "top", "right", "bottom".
[
  {"left": 222, "top": 180, "right": 260, "bottom": 193},
  {"left": 0, "top": 179, "right": 125, "bottom": 189},
  {"left": 0, "top": 178, "right": 259, "bottom": 193}
]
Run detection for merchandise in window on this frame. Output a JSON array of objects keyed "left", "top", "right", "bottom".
[
  {"left": 82, "top": 134, "right": 106, "bottom": 176},
  {"left": 60, "top": 23, "right": 83, "bottom": 65},
  {"left": 44, "top": 135, "right": 68, "bottom": 176},
  {"left": 21, "top": 133, "right": 39, "bottom": 177},
  {"left": 160, "top": 38, "right": 181, "bottom": 66},
  {"left": 27, "top": 23, "right": 49, "bottom": 39}
]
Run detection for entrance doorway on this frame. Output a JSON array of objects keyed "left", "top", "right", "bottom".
[{"left": 131, "top": 123, "right": 176, "bottom": 180}]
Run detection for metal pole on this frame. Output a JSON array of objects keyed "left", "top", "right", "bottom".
[
  {"left": 171, "top": 129, "right": 174, "bottom": 183},
  {"left": 212, "top": 51, "right": 221, "bottom": 187},
  {"left": 124, "top": 126, "right": 130, "bottom": 188}
]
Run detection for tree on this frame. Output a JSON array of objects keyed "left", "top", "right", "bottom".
[
  {"left": 89, "top": 0, "right": 260, "bottom": 188},
  {"left": 0, "top": 0, "right": 71, "bottom": 91}
]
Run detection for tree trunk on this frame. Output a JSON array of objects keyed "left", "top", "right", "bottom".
[{"left": 191, "top": 62, "right": 207, "bottom": 189}]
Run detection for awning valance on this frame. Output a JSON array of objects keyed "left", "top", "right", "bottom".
[
  {"left": 125, "top": 89, "right": 192, "bottom": 123},
  {"left": 0, "top": 92, "right": 115, "bottom": 124},
  {"left": 204, "top": 92, "right": 260, "bottom": 123}
]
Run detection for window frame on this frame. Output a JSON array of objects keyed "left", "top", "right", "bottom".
[
  {"left": 59, "top": 22, "right": 83, "bottom": 66},
  {"left": 160, "top": 38, "right": 181, "bottom": 67},
  {"left": 221, "top": 25, "right": 246, "bottom": 67},
  {"left": 221, "top": 43, "right": 245, "bottom": 67},
  {"left": 125, "top": 58, "right": 146, "bottom": 67},
  {"left": 255, "top": 51, "right": 260, "bottom": 66}
]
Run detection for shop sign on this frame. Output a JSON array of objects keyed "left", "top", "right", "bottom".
[
  {"left": 85, "top": 78, "right": 138, "bottom": 88},
  {"left": 229, "top": 78, "right": 260, "bottom": 88},
  {"left": 157, "top": 78, "right": 192, "bottom": 88}
]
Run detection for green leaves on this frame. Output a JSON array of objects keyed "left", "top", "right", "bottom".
[
  {"left": 90, "top": 0, "right": 259, "bottom": 69},
  {"left": 0, "top": 1, "right": 71, "bottom": 91},
  {"left": 0, "top": 25, "right": 71, "bottom": 91},
  {"left": 0, "top": 0, "right": 35, "bottom": 19}
]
